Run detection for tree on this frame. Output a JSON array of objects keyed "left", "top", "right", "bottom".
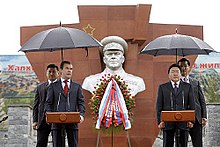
[{"left": 201, "top": 73, "right": 220, "bottom": 102}]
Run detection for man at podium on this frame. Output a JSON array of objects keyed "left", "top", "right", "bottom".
[
  {"left": 46, "top": 61, "right": 85, "bottom": 147},
  {"left": 156, "top": 64, "right": 195, "bottom": 147}
]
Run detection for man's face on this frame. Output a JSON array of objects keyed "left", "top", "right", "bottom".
[
  {"left": 179, "top": 61, "right": 190, "bottom": 76},
  {"left": 168, "top": 67, "right": 181, "bottom": 82},
  {"left": 103, "top": 50, "right": 124, "bottom": 70},
  {"left": 46, "top": 67, "right": 59, "bottom": 81},
  {"left": 60, "top": 63, "right": 73, "bottom": 80}
]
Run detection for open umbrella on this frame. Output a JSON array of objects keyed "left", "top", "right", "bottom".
[
  {"left": 19, "top": 26, "right": 103, "bottom": 61},
  {"left": 139, "top": 33, "right": 215, "bottom": 62}
]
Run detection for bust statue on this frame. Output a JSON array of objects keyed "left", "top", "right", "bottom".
[{"left": 82, "top": 36, "right": 145, "bottom": 96}]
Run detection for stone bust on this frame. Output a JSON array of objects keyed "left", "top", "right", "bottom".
[{"left": 82, "top": 36, "right": 145, "bottom": 96}]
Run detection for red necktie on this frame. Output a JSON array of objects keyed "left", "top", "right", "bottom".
[{"left": 64, "top": 80, "right": 68, "bottom": 96}]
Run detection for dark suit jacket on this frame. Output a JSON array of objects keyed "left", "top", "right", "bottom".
[
  {"left": 189, "top": 78, "right": 207, "bottom": 124},
  {"left": 156, "top": 81, "right": 195, "bottom": 130},
  {"left": 46, "top": 79, "right": 85, "bottom": 129},
  {"left": 33, "top": 82, "right": 49, "bottom": 129}
]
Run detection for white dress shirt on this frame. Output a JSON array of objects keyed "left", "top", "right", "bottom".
[
  {"left": 181, "top": 76, "right": 189, "bottom": 83},
  {"left": 61, "top": 78, "right": 70, "bottom": 89},
  {"left": 171, "top": 80, "right": 180, "bottom": 88}
]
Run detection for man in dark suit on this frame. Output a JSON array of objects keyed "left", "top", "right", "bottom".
[
  {"left": 156, "top": 64, "right": 195, "bottom": 147},
  {"left": 33, "top": 64, "right": 59, "bottom": 147},
  {"left": 46, "top": 61, "right": 85, "bottom": 147},
  {"left": 178, "top": 58, "right": 207, "bottom": 147}
]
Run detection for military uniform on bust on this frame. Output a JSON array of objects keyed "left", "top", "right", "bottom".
[{"left": 82, "top": 35, "right": 145, "bottom": 96}]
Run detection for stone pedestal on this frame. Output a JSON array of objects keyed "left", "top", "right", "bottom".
[
  {"left": 204, "top": 103, "right": 220, "bottom": 147},
  {"left": 6, "top": 104, "right": 34, "bottom": 147}
]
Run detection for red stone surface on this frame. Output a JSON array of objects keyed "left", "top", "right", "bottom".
[{"left": 20, "top": 4, "right": 201, "bottom": 147}]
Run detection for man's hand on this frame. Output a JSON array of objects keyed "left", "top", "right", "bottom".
[
  {"left": 33, "top": 122, "right": 38, "bottom": 130},
  {"left": 187, "top": 121, "right": 194, "bottom": 128},
  {"left": 80, "top": 115, "right": 84, "bottom": 123},
  {"left": 202, "top": 118, "right": 207, "bottom": 127},
  {"left": 158, "top": 122, "right": 165, "bottom": 129}
]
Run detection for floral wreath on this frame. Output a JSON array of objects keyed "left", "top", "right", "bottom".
[{"left": 88, "top": 74, "right": 136, "bottom": 132}]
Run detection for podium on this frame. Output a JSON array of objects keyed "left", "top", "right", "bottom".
[
  {"left": 161, "top": 110, "right": 195, "bottom": 122},
  {"left": 161, "top": 110, "right": 195, "bottom": 147},
  {"left": 46, "top": 112, "right": 80, "bottom": 147},
  {"left": 46, "top": 112, "right": 80, "bottom": 123}
]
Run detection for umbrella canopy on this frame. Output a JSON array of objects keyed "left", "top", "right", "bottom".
[
  {"left": 19, "top": 26, "right": 103, "bottom": 60},
  {"left": 139, "top": 33, "right": 215, "bottom": 62}
]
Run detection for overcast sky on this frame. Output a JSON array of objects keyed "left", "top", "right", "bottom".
[{"left": 0, "top": 0, "right": 219, "bottom": 55}]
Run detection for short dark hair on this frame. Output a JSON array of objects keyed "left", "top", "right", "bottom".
[
  {"left": 177, "top": 58, "right": 190, "bottom": 66},
  {"left": 47, "top": 64, "right": 58, "bottom": 71},
  {"left": 60, "top": 61, "right": 71, "bottom": 69},
  {"left": 168, "top": 64, "right": 181, "bottom": 74}
]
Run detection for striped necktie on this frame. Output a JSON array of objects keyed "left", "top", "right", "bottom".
[{"left": 174, "top": 83, "right": 178, "bottom": 93}]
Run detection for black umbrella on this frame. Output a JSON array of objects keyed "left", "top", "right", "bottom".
[
  {"left": 19, "top": 26, "right": 103, "bottom": 61},
  {"left": 139, "top": 33, "right": 215, "bottom": 62}
]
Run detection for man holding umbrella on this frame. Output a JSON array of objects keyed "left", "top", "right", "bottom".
[
  {"left": 33, "top": 63, "right": 59, "bottom": 147},
  {"left": 178, "top": 58, "right": 207, "bottom": 147}
]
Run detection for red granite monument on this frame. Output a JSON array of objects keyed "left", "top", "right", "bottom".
[{"left": 20, "top": 4, "right": 202, "bottom": 147}]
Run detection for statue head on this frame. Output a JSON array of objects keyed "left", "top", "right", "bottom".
[{"left": 100, "top": 36, "right": 128, "bottom": 71}]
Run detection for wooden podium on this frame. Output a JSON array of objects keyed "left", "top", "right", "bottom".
[
  {"left": 161, "top": 110, "right": 195, "bottom": 147},
  {"left": 46, "top": 112, "right": 80, "bottom": 124},
  {"left": 161, "top": 110, "right": 195, "bottom": 122},
  {"left": 46, "top": 112, "right": 80, "bottom": 147}
]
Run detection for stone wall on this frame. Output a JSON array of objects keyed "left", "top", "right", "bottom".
[
  {"left": 0, "top": 104, "right": 53, "bottom": 147},
  {"left": 0, "top": 104, "right": 219, "bottom": 147},
  {"left": 204, "top": 103, "right": 220, "bottom": 147},
  {"left": 6, "top": 104, "right": 34, "bottom": 147},
  {"left": 0, "top": 129, "right": 8, "bottom": 147}
]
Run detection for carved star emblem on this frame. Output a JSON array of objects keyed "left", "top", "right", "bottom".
[{"left": 83, "top": 24, "right": 95, "bottom": 36}]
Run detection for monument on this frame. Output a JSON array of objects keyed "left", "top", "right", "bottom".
[{"left": 82, "top": 36, "right": 145, "bottom": 96}]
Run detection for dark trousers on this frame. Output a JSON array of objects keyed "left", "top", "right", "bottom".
[
  {"left": 52, "top": 125, "right": 78, "bottom": 147},
  {"left": 189, "top": 119, "right": 203, "bottom": 147},
  {"left": 36, "top": 120, "right": 51, "bottom": 147},
  {"left": 163, "top": 129, "right": 188, "bottom": 147}
]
